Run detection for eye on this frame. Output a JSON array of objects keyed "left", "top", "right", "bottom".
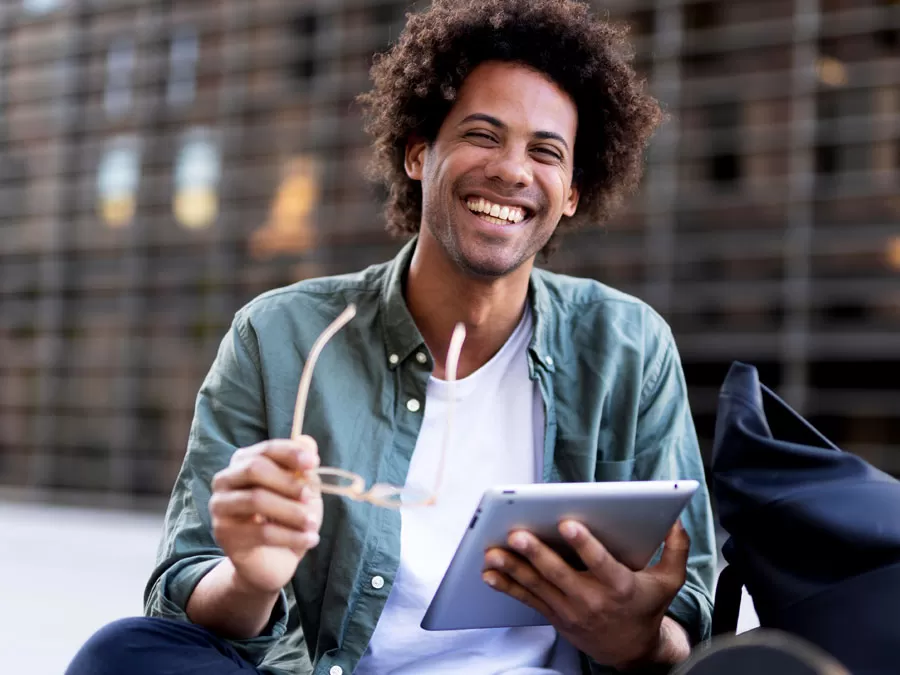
[
  {"left": 465, "top": 131, "right": 497, "bottom": 143},
  {"left": 533, "top": 146, "right": 563, "bottom": 161}
]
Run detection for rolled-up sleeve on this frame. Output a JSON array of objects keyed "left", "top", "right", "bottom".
[
  {"left": 142, "top": 311, "right": 290, "bottom": 666},
  {"left": 585, "top": 325, "right": 716, "bottom": 674},
  {"left": 632, "top": 327, "right": 717, "bottom": 646}
]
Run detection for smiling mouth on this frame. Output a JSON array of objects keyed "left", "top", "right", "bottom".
[{"left": 462, "top": 196, "right": 533, "bottom": 226}]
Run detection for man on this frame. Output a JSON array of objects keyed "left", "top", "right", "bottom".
[{"left": 67, "top": 0, "right": 716, "bottom": 673}]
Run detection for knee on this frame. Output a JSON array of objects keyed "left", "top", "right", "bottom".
[{"left": 66, "top": 617, "right": 175, "bottom": 675}]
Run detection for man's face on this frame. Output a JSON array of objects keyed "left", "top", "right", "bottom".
[{"left": 405, "top": 61, "right": 580, "bottom": 278}]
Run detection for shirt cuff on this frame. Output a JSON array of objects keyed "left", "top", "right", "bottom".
[
  {"left": 144, "top": 555, "right": 289, "bottom": 665},
  {"left": 665, "top": 582, "right": 712, "bottom": 647}
]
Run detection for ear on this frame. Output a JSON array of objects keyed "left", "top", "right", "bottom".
[
  {"left": 404, "top": 136, "right": 428, "bottom": 181},
  {"left": 562, "top": 181, "right": 580, "bottom": 218}
]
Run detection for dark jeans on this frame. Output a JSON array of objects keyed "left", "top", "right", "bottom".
[{"left": 65, "top": 616, "right": 261, "bottom": 675}]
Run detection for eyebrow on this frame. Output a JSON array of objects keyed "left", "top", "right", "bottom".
[{"left": 459, "top": 113, "right": 570, "bottom": 152}]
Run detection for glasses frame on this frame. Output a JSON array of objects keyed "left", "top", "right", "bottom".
[{"left": 291, "top": 304, "right": 465, "bottom": 508}]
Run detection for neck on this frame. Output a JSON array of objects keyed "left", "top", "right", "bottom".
[{"left": 405, "top": 231, "right": 533, "bottom": 380}]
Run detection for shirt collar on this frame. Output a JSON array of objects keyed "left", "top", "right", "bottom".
[
  {"left": 379, "top": 235, "right": 557, "bottom": 373},
  {"left": 527, "top": 268, "right": 557, "bottom": 373},
  {"left": 380, "top": 236, "right": 427, "bottom": 370}
]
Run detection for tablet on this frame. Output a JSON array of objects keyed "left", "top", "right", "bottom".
[{"left": 420, "top": 480, "right": 699, "bottom": 631}]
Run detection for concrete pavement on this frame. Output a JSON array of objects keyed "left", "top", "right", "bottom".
[{"left": 1, "top": 501, "right": 163, "bottom": 673}]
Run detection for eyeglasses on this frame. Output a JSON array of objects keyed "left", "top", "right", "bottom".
[{"left": 292, "top": 304, "right": 466, "bottom": 508}]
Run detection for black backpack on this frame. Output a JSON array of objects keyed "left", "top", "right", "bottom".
[{"left": 709, "top": 362, "right": 900, "bottom": 675}]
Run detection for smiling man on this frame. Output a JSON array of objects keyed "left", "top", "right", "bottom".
[{"left": 66, "top": 1, "right": 716, "bottom": 674}]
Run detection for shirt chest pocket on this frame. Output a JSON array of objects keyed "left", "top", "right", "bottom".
[{"left": 593, "top": 458, "right": 635, "bottom": 482}]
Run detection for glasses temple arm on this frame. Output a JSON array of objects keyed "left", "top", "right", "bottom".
[
  {"left": 431, "top": 322, "right": 466, "bottom": 501},
  {"left": 291, "top": 304, "right": 357, "bottom": 439}
]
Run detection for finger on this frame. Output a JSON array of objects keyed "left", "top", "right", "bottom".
[
  {"left": 559, "top": 521, "right": 633, "bottom": 592},
  {"left": 485, "top": 544, "right": 569, "bottom": 616},
  {"left": 214, "top": 516, "right": 320, "bottom": 556},
  {"left": 210, "top": 488, "right": 321, "bottom": 532},
  {"left": 482, "top": 569, "right": 556, "bottom": 622},
  {"left": 236, "top": 438, "right": 320, "bottom": 473},
  {"left": 213, "top": 453, "right": 308, "bottom": 499},
  {"left": 654, "top": 520, "right": 690, "bottom": 584},
  {"left": 503, "top": 529, "right": 591, "bottom": 601}
]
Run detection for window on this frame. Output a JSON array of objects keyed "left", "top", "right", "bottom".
[
  {"left": 250, "top": 155, "right": 320, "bottom": 258},
  {"left": 627, "top": 9, "right": 656, "bottom": 37},
  {"left": 816, "top": 89, "right": 872, "bottom": 175},
  {"left": 706, "top": 101, "right": 743, "bottom": 187},
  {"left": 104, "top": 37, "right": 136, "bottom": 119},
  {"left": 684, "top": 1, "right": 722, "bottom": 32},
  {"left": 291, "top": 12, "right": 320, "bottom": 85},
  {"left": 709, "top": 153, "right": 741, "bottom": 184},
  {"left": 875, "top": 0, "right": 899, "bottom": 51},
  {"left": 167, "top": 26, "right": 199, "bottom": 107},
  {"left": 370, "top": 1, "right": 408, "bottom": 50},
  {"left": 173, "top": 128, "right": 221, "bottom": 230},
  {"left": 96, "top": 136, "right": 142, "bottom": 229},
  {"left": 816, "top": 145, "right": 840, "bottom": 175},
  {"left": 681, "top": 1, "right": 723, "bottom": 75}
]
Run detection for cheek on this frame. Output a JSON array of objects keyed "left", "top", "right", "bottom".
[
  {"left": 439, "top": 146, "right": 489, "bottom": 186},
  {"left": 539, "top": 173, "right": 572, "bottom": 216}
]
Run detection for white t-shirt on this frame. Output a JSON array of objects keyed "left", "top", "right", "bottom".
[{"left": 354, "top": 309, "right": 580, "bottom": 674}]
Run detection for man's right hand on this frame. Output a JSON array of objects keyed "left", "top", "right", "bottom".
[{"left": 208, "top": 437, "right": 324, "bottom": 594}]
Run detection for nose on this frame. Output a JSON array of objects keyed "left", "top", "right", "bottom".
[{"left": 484, "top": 144, "right": 533, "bottom": 188}]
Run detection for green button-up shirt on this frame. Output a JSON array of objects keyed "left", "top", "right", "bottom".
[{"left": 144, "top": 237, "right": 716, "bottom": 675}]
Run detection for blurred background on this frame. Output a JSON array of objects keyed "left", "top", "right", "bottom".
[{"left": 0, "top": 0, "right": 897, "bottom": 671}]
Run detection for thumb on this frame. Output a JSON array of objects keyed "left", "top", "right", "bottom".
[{"left": 656, "top": 520, "right": 690, "bottom": 583}]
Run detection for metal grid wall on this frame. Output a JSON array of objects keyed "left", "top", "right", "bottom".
[{"left": 0, "top": 0, "right": 898, "bottom": 507}]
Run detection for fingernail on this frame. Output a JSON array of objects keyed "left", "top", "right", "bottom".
[
  {"left": 561, "top": 521, "right": 578, "bottom": 540},
  {"left": 509, "top": 533, "right": 528, "bottom": 552},
  {"left": 485, "top": 552, "right": 504, "bottom": 569},
  {"left": 483, "top": 573, "right": 497, "bottom": 588}
]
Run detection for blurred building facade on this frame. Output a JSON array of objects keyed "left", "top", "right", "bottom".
[{"left": 0, "top": 0, "right": 898, "bottom": 508}]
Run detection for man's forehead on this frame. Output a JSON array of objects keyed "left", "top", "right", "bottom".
[{"left": 451, "top": 62, "right": 577, "bottom": 138}]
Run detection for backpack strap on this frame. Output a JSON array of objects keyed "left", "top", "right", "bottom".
[{"left": 712, "top": 563, "right": 743, "bottom": 636}]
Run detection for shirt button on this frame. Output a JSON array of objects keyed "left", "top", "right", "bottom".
[
  {"left": 371, "top": 575, "right": 385, "bottom": 589},
  {"left": 415, "top": 351, "right": 427, "bottom": 364},
  {"left": 545, "top": 356, "right": 554, "bottom": 366},
  {"left": 406, "top": 398, "right": 421, "bottom": 413},
  {"left": 388, "top": 354, "right": 399, "bottom": 365},
  {"left": 329, "top": 667, "right": 343, "bottom": 675}
]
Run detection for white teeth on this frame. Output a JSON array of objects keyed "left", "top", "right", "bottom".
[{"left": 465, "top": 197, "right": 528, "bottom": 224}]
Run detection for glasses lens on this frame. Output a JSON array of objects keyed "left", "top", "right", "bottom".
[
  {"left": 310, "top": 467, "right": 366, "bottom": 495},
  {"left": 315, "top": 471, "right": 357, "bottom": 489},
  {"left": 367, "top": 483, "right": 434, "bottom": 508}
]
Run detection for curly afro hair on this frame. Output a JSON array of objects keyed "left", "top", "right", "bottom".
[{"left": 357, "top": 0, "right": 664, "bottom": 254}]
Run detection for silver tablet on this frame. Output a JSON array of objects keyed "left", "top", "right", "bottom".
[{"left": 421, "top": 480, "right": 699, "bottom": 631}]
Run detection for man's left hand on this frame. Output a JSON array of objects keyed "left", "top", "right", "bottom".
[{"left": 482, "top": 520, "right": 691, "bottom": 669}]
